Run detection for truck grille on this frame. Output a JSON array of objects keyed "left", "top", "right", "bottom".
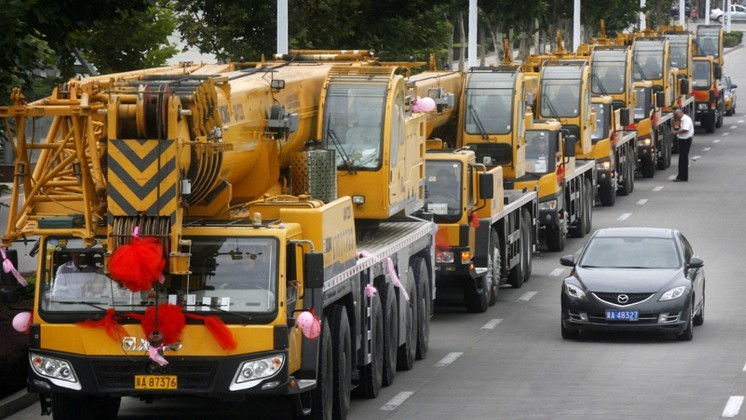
[{"left": 93, "top": 359, "right": 218, "bottom": 390}]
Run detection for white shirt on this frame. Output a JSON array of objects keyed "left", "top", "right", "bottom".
[{"left": 677, "top": 114, "right": 694, "bottom": 140}]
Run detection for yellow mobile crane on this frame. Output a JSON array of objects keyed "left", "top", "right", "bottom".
[
  {"left": 1, "top": 51, "right": 436, "bottom": 419},
  {"left": 693, "top": 25, "right": 725, "bottom": 133}
]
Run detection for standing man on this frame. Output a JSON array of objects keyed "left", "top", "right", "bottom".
[{"left": 672, "top": 108, "right": 694, "bottom": 182}]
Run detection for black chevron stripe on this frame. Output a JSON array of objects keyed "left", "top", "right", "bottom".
[
  {"left": 145, "top": 184, "right": 176, "bottom": 216},
  {"left": 108, "top": 156, "right": 176, "bottom": 197},
  {"left": 110, "top": 139, "right": 173, "bottom": 172}
]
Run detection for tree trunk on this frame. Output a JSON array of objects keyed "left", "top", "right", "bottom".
[
  {"left": 518, "top": 31, "right": 531, "bottom": 62},
  {"left": 479, "top": 24, "right": 486, "bottom": 66},
  {"left": 459, "top": 12, "right": 466, "bottom": 71}
]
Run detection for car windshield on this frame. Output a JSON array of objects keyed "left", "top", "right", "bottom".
[
  {"left": 40, "top": 236, "right": 279, "bottom": 320},
  {"left": 579, "top": 236, "right": 681, "bottom": 269}
]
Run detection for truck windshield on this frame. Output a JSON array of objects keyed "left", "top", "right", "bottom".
[
  {"left": 591, "top": 60, "right": 626, "bottom": 95},
  {"left": 696, "top": 33, "right": 719, "bottom": 58},
  {"left": 425, "top": 160, "right": 462, "bottom": 223},
  {"left": 633, "top": 86, "right": 650, "bottom": 121},
  {"left": 667, "top": 38, "right": 689, "bottom": 71},
  {"left": 692, "top": 61, "right": 711, "bottom": 89},
  {"left": 541, "top": 80, "right": 580, "bottom": 118},
  {"left": 39, "top": 237, "right": 278, "bottom": 319},
  {"left": 633, "top": 50, "right": 663, "bottom": 81},
  {"left": 463, "top": 89, "right": 514, "bottom": 135},
  {"left": 322, "top": 83, "right": 387, "bottom": 170},
  {"left": 525, "top": 130, "right": 552, "bottom": 174},
  {"left": 591, "top": 103, "right": 609, "bottom": 142}
]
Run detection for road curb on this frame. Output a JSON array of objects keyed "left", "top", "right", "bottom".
[{"left": 0, "top": 389, "right": 37, "bottom": 418}]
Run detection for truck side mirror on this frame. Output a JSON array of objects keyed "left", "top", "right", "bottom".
[
  {"left": 620, "top": 108, "right": 631, "bottom": 126},
  {"left": 564, "top": 135, "right": 577, "bottom": 158},
  {"left": 304, "top": 252, "right": 324, "bottom": 289},
  {"left": 655, "top": 91, "right": 665, "bottom": 108},
  {"left": 715, "top": 64, "right": 722, "bottom": 80},
  {"left": 479, "top": 172, "right": 494, "bottom": 200},
  {"left": 680, "top": 78, "right": 690, "bottom": 95}
]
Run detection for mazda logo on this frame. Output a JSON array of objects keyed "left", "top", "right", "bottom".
[{"left": 617, "top": 294, "right": 629, "bottom": 304}]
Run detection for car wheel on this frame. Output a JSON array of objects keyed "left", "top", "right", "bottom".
[
  {"left": 718, "top": 15, "right": 724, "bottom": 23},
  {"left": 693, "top": 289, "right": 705, "bottom": 326},
  {"left": 676, "top": 301, "right": 694, "bottom": 341}
]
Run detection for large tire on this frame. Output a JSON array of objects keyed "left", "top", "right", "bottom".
[
  {"left": 377, "top": 281, "right": 398, "bottom": 386},
  {"left": 357, "top": 293, "right": 383, "bottom": 398},
  {"left": 627, "top": 147, "right": 635, "bottom": 193},
  {"left": 702, "top": 113, "right": 715, "bottom": 133},
  {"left": 545, "top": 224, "right": 565, "bottom": 252},
  {"left": 52, "top": 394, "right": 121, "bottom": 420},
  {"left": 583, "top": 179, "right": 593, "bottom": 235},
  {"left": 641, "top": 156, "right": 655, "bottom": 178},
  {"left": 464, "top": 277, "right": 489, "bottom": 313},
  {"left": 411, "top": 257, "right": 430, "bottom": 360},
  {"left": 396, "top": 279, "right": 418, "bottom": 371},
  {"left": 330, "top": 306, "right": 352, "bottom": 420},
  {"left": 570, "top": 181, "right": 586, "bottom": 239},
  {"left": 715, "top": 100, "right": 724, "bottom": 128},
  {"left": 599, "top": 183, "right": 616, "bottom": 206},
  {"left": 507, "top": 213, "right": 529, "bottom": 288},
  {"left": 520, "top": 209, "right": 533, "bottom": 282},
  {"left": 310, "top": 316, "right": 333, "bottom": 420},
  {"left": 676, "top": 301, "right": 694, "bottom": 341},
  {"left": 488, "top": 230, "right": 502, "bottom": 305}
]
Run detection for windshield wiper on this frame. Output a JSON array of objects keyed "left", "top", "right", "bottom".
[
  {"left": 468, "top": 104, "right": 489, "bottom": 140},
  {"left": 542, "top": 92, "right": 559, "bottom": 118},
  {"left": 326, "top": 125, "right": 357, "bottom": 174},
  {"left": 634, "top": 61, "right": 648, "bottom": 81},
  {"left": 592, "top": 73, "right": 607, "bottom": 95}
]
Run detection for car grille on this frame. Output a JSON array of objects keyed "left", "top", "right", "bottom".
[
  {"left": 592, "top": 292, "right": 655, "bottom": 306},
  {"left": 92, "top": 359, "right": 218, "bottom": 390}
]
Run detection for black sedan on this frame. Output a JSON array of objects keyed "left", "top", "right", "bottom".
[{"left": 560, "top": 227, "right": 705, "bottom": 341}]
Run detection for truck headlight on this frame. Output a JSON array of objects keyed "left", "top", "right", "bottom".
[
  {"left": 436, "top": 251, "right": 455, "bottom": 264},
  {"left": 641, "top": 137, "right": 652, "bottom": 146},
  {"left": 596, "top": 160, "right": 611, "bottom": 171},
  {"left": 698, "top": 103, "right": 709, "bottom": 110},
  {"left": 539, "top": 199, "right": 558, "bottom": 211},
  {"left": 231, "top": 354, "right": 285, "bottom": 391},
  {"left": 30, "top": 353, "right": 81, "bottom": 390}
]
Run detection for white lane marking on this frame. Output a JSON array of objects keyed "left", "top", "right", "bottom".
[
  {"left": 549, "top": 268, "right": 565, "bottom": 277},
  {"left": 667, "top": 175, "right": 677, "bottom": 180},
  {"left": 691, "top": 155, "right": 701, "bottom": 161},
  {"left": 730, "top": 125, "right": 738, "bottom": 129},
  {"left": 742, "top": 361, "right": 746, "bottom": 371},
  {"left": 722, "top": 396, "right": 744, "bottom": 418},
  {"left": 618, "top": 213, "right": 632, "bottom": 222},
  {"left": 434, "top": 352, "right": 463, "bottom": 367},
  {"left": 714, "top": 139, "right": 721, "bottom": 143},
  {"left": 381, "top": 391, "right": 415, "bottom": 411},
  {"left": 738, "top": 119, "right": 744, "bottom": 123},
  {"left": 653, "top": 186, "right": 664, "bottom": 192},
  {"left": 702, "top": 147, "right": 711, "bottom": 152},
  {"left": 637, "top": 199, "right": 648, "bottom": 206},
  {"left": 481, "top": 318, "right": 503, "bottom": 330},
  {"left": 722, "top": 132, "right": 730, "bottom": 136},
  {"left": 518, "top": 291, "right": 538, "bottom": 301}
]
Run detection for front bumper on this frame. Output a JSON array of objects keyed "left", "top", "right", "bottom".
[{"left": 561, "top": 293, "right": 692, "bottom": 334}]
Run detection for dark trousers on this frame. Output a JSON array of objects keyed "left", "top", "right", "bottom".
[{"left": 677, "top": 136, "right": 692, "bottom": 181}]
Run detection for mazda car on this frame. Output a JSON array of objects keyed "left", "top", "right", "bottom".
[{"left": 560, "top": 227, "right": 705, "bottom": 341}]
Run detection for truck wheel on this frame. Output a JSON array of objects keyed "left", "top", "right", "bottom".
[
  {"left": 464, "top": 279, "right": 489, "bottom": 312},
  {"left": 627, "top": 147, "right": 635, "bottom": 193},
  {"left": 52, "top": 394, "right": 120, "bottom": 420},
  {"left": 571, "top": 181, "right": 586, "bottom": 238},
  {"left": 330, "top": 305, "right": 352, "bottom": 419},
  {"left": 599, "top": 183, "right": 616, "bottom": 206},
  {"left": 411, "top": 257, "right": 430, "bottom": 360},
  {"left": 311, "top": 316, "right": 333, "bottom": 420},
  {"left": 545, "top": 223, "right": 565, "bottom": 252},
  {"left": 657, "top": 128, "right": 670, "bottom": 170},
  {"left": 703, "top": 113, "right": 715, "bottom": 133},
  {"left": 397, "top": 280, "right": 418, "bottom": 371},
  {"left": 377, "top": 281, "right": 398, "bottom": 386},
  {"left": 583, "top": 179, "right": 592, "bottom": 235},
  {"left": 521, "top": 209, "right": 533, "bottom": 282},
  {"left": 357, "top": 293, "right": 383, "bottom": 398},
  {"left": 716, "top": 100, "right": 724, "bottom": 128},
  {"left": 488, "top": 230, "right": 502, "bottom": 305},
  {"left": 641, "top": 156, "right": 655, "bottom": 178},
  {"left": 508, "top": 213, "right": 530, "bottom": 288}
]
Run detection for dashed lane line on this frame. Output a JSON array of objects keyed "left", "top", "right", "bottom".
[
  {"left": 653, "top": 186, "right": 664, "bottom": 192},
  {"left": 549, "top": 268, "right": 565, "bottom": 277},
  {"left": 703, "top": 147, "right": 711, "bottom": 152},
  {"left": 714, "top": 139, "right": 721, "bottom": 143},
  {"left": 722, "top": 396, "right": 744, "bottom": 418},
  {"left": 667, "top": 175, "right": 677, "bottom": 180},
  {"left": 691, "top": 155, "right": 701, "bottom": 161},
  {"left": 722, "top": 132, "right": 730, "bottom": 136},
  {"left": 618, "top": 213, "right": 632, "bottom": 222},
  {"left": 381, "top": 391, "right": 414, "bottom": 411},
  {"left": 480, "top": 319, "right": 503, "bottom": 330},
  {"left": 434, "top": 352, "right": 463, "bottom": 367},
  {"left": 730, "top": 125, "right": 738, "bottom": 129},
  {"left": 637, "top": 199, "right": 648, "bottom": 206},
  {"left": 518, "top": 291, "right": 538, "bottom": 301}
]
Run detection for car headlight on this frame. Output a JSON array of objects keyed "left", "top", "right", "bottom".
[
  {"left": 231, "top": 354, "right": 285, "bottom": 391},
  {"left": 539, "top": 199, "right": 558, "bottom": 211},
  {"left": 659, "top": 286, "right": 686, "bottom": 301},
  {"left": 436, "top": 251, "right": 455, "bottom": 264},
  {"left": 564, "top": 283, "right": 587, "bottom": 300},
  {"left": 30, "top": 353, "right": 81, "bottom": 390}
]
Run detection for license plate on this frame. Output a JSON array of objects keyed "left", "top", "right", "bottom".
[
  {"left": 605, "top": 310, "right": 639, "bottom": 321},
  {"left": 134, "top": 375, "right": 177, "bottom": 390}
]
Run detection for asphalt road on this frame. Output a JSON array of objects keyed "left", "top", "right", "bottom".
[{"left": 8, "top": 44, "right": 746, "bottom": 420}]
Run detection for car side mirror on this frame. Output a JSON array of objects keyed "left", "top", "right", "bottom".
[
  {"left": 559, "top": 255, "right": 576, "bottom": 267},
  {"left": 732, "top": 84, "right": 738, "bottom": 89},
  {"left": 687, "top": 256, "right": 704, "bottom": 269}
]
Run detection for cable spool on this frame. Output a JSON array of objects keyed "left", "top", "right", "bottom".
[{"left": 136, "top": 83, "right": 173, "bottom": 139}]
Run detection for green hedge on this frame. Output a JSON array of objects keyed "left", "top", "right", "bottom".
[{"left": 724, "top": 31, "right": 743, "bottom": 48}]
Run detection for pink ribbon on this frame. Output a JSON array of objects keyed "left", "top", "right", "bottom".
[
  {"left": 149, "top": 346, "right": 169, "bottom": 366},
  {"left": 0, "top": 247, "right": 27, "bottom": 287},
  {"left": 364, "top": 284, "right": 377, "bottom": 297},
  {"left": 358, "top": 250, "right": 409, "bottom": 301}
]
